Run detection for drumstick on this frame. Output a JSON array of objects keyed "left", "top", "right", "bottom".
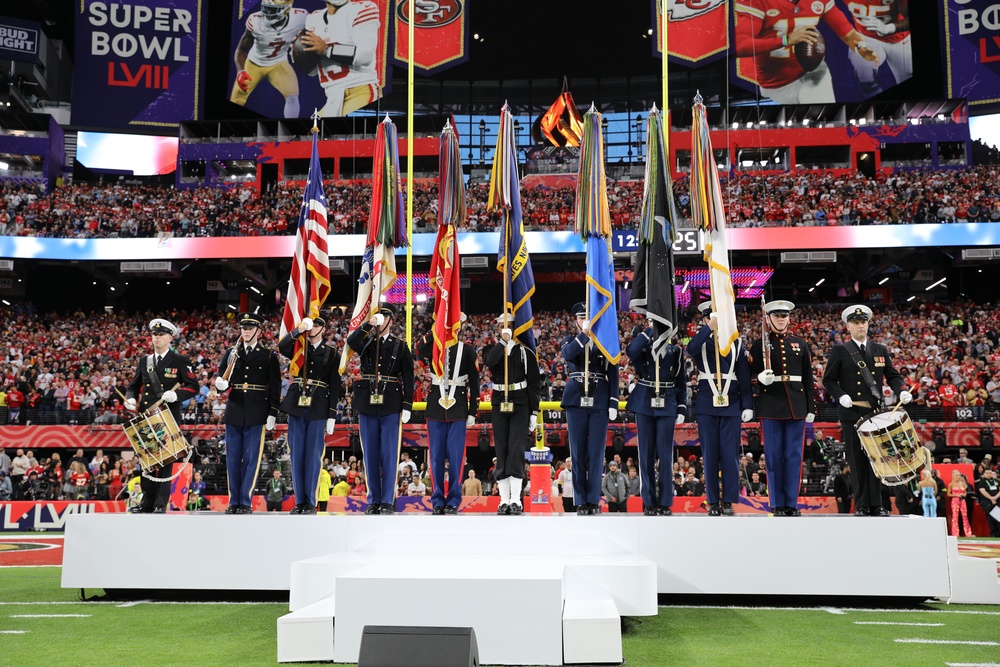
[
  {"left": 113, "top": 386, "right": 128, "bottom": 402},
  {"left": 147, "top": 383, "right": 182, "bottom": 413}
]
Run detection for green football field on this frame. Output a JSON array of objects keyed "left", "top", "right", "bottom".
[{"left": 2, "top": 566, "right": 999, "bottom": 667}]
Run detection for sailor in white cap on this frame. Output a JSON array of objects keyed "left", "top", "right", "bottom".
[
  {"left": 749, "top": 300, "right": 814, "bottom": 516},
  {"left": 822, "top": 304, "right": 912, "bottom": 516}
]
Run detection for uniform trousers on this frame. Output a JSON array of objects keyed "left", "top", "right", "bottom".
[
  {"left": 696, "top": 413, "right": 741, "bottom": 504},
  {"left": 841, "top": 420, "right": 883, "bottom": 509},
  {"left": 287, "top": 415, "right": 326, "bottom": 508},
  {"left": 428, "top": 419, "right": 466, "bottom": 508},
  {"left": 761, "top": 418, "right": 805, "bottom": 509},
  {"left": 492, "top": 406, "right": 529, "bottom": 480},
  {"left": 139, "top": 474, "right": 170, "bottom": 511},
  {"left": 566, "top": 407, "right": 608, "bottom": 507},
  {"left": 359, "top": 413, "right": 400, "bottom": 506},
  {"left": 634, "top": 413, "right": 676, "bottom": 508},
  {"left": 225, "top": 423, "right": 265, "bottom": 507}
]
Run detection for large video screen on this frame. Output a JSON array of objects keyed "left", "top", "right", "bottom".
[
  {"left": 77, "top": 132, "right": 179, "bottom": 175},
  {"left": 227, "top": 0, "right": 390, "bottom": 119},
  {"left": 732, "top": 0, "right": 913, "bottom": 103}
]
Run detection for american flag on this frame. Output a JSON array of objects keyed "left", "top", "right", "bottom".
[{"left": 280, "top": 130, "right": 330, "bottom": 376}]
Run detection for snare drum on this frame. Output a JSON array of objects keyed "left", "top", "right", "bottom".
[
  {"left": 854, "top": 408, "right": 930, "bottom": 486},
  {"left": 122, "top": 405, "right": 191, "bottom": 471}
]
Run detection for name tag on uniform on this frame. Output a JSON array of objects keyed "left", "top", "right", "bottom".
[
  {"left": 580, "top": 397, "right": 595, "bottom": 408},
  {"left": 370, "top": 394, "right": 384, "bottom": 405},
  {"left": 298, "top": 396, "right": 312, "bottom": 407},
  {"left": 714, "top": 395, "right": 730, "bottom": 407},
  {"left": 500, "top": 401, "right": 514, "bottom": 413},
  {"left": 651, "top": 397, "right": 665, "bottom": 408}
]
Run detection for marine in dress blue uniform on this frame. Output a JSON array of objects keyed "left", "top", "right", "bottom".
[
  {"left": 124, "top": 318, "right": 200, "bottom": 513},
  {"left": 625, "top": 322, "right": 687, "bottom": 516},
  {"left": 686, "top": 302, "right": 753, "bottom": 516},
  {"left": 561, "top": 302, "right": 620, "bottom": 515},
  {"left": 482, "top": 311, "right": 540, "bottom": 515},
  {"left": 346, "top": 305, "right": 414, "bottom": 515},
  {"left": 415, "top": 314, "right": 481, "bottom": 515},
  {"left": 215, "top": 311, "right": 281, "bottom": 514},
  {"left": 278, "top": 315, "right": 342, "bottom": 514},
  {"left": 748, "top": 300, "right": 815, "bottom": 517}
]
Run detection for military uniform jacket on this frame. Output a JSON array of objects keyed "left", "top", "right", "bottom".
[
  {"left": 560, "top": 333, "right": 620, "bottom": 411},
  {"left": 415, "top": 332, "right": 481, "bottom": 421},
  {"left": 625, "top": 328, "right": 687, "bottom": 418},
  {"left": 125, "top": 349, "right": 200, "bottom": 423},
  {"left": 822, "top": 339, "right": 904, "bottom": 421},
  {"left": 219, "top": 343, "right": 281, "bottom": 426},
  {"left": 346, "top": 323, "right": 414, "bottom": 417},
  {"left": 482, "top": 340, "right": 540, "bottom": 414},
  {"left": 749, "top": 333, "right": 814, "bottom": 419},
  {"left": 278, "top": 334, "right": 342, "bottom": 420},
  {"left": 686, "top": 326, "right": 752, "bottom": 417}
]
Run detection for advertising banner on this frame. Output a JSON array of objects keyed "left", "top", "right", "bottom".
[
  {"left": 391, "top": 0, "right": 467, "bottom": 73},
  {"left": 654, "top": 0, "right": 729, "bottom": 64},
  {"left": 942, "top": 0, "right": 1000, "bottom": 105},
  {"left": 73, "top": 0, "right": 207, "bottom": 129},
  {"left": 0, "top": 16, "right": 40, "bottom": 64},
  {"left": 732, "top": 0, "right": 913, "bottom": 103},
  {"left": 0, "top": 501, "right": 125, "bottom": 531},
  {"left": 228, "top": 0, "right": 390, "bottom": 119}
]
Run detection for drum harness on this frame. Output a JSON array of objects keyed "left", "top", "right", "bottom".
[{"left": 846, "top": 344, "right": 884, "bottom": 411}]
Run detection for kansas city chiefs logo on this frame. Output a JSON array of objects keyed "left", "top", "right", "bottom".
[{"left": 667, "top": 0, "right": 726, "bottom": 21}]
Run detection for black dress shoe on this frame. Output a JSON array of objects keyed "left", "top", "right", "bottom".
[
  {"left": 443, "top": 506, "right": 458, "bottom": 515},
  {"left": 707, "top": 503, "right": 721, "bottom": 517},
  {"left": 772, "top": 506, "right": 787, "bottom": 516},
  {"left": 301, "top": 505, "right": 317, "bottom": 515},
  {"left": 658, "top": 507, "right": 673, "bottom": 516},
  {"left": 152, "top": 506, "right": 166, "bottom": 514},
  {"left": 785, "top": 506, "right": 802, "bottom": 517},
  {"left": 875, "top": 507, "right": 891, "bottom": 517},
  {"left": 379, "top": 504, "right": 395, "bottom": 515},
  {"left": 224, "top": 505, "right": 239, "bottom": 515},
  {"left": 129, "top": 506, "right": 151, "bottom": 514},
  {"left": 643, "top": 507, "right": 658, "bottom": 516},
  {"left": 576, "top": 505, "right": 589, "bottom": 515},
  {"left": 363, "top": 504, "right": 380, "bottom": 515},
  {"left": 509, "top": 503, "right": 523, "bottom": 515},
  {"left": 589, "top": 504, "right": 601, "bottom": 515},
  {"left": 432, "top": 506, "right": 445, "bottom": 515},
  {"left": 497, "top": 503, "right": 511, "bottom": 515},
  {"left": 721, "top": 502, "right": 734, "bottom": 516},
  {"left": 289, "top": 504, "right": 304, "bottom": 515},
  {"left": 854, "top": 507, "right": 869, "bottom": 517},
  {"left": 236, "top": 506, "right": 253, "bottom": 514}
]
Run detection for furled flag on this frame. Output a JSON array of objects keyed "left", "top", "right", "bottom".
[
  {"left": 280, "top": 125, "right": 330, "bottom": 376},
  {"left": 489, "top": 103, "right": 536, "bottom": 353},
  {"left": 576, "top": 106, "right": 621, "bottom": 364},
  {"left": 631, "top": 105, "right": 678, "bottom": 355},
  {"left": 340, "top": 115, "right": 409, "bottom": 372},
  {"left": 690, "top": 93, "right": 738, "bottom": 355}
]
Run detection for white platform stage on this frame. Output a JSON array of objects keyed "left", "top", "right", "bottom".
[{"left": 62, "top": 513, "right": 994, "bottom": 665}]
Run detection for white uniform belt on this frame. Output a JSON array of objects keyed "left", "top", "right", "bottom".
[
  {"left": 493, "top": 381, "right": 527, "bottom": 392},
  {"left": 637, "top": 379, "right": 675, "bottom": 388},
  {"left": 771, "top": 375, "right": 802, "bottom": 382},
  {"left": 432, "top": 376, "right": 467, "bottom": 387}
]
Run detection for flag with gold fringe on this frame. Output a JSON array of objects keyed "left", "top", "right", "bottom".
[{"left": 430, "top": 120, "right": 465, "bottom": 382}]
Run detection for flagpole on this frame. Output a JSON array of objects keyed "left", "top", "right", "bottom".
[
  {"left": 503, "top": 220, "right": 510, "bottom": 405},
  {"left": 300, "top": 112, "right": 322, "bottom": 387},
  {"left": 405, "top": 0, "right": 415, "bottom": 348}
]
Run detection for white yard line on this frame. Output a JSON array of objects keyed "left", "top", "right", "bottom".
[
  {"left": 945, "top": 663, "right": 1000, "bottom": 667},
  {"left": 0, "top": 630, "right": 28, "bottom": 634},
  {"left": 10, "top": 614, "right": 92, "bottom": 618},
  {"left": 854, "top": 621, "right": 944, "bottom": 626},
  {"left": 662, "top": 605, "right": 1000, "bottom": 615},
  {"left": 820, "top": 607, "right": 845, "bottom": 615},
  {"left": 895, "top": 639, "right": 999, "bottom": 646}
]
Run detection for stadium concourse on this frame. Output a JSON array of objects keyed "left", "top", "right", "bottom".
[{"left": 5, "top": 164, "right": 1000, "bottom": 239}]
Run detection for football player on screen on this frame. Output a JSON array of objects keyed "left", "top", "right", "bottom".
[
  {"left": 734, "top": 0, "right": 878, "bottom": 104},
  {"left": 296, "top": 0, "right": 382, "bottom": 118},
  {"left": 844, "top": 0, "right": 912, "bottom": 96},
  {"left": 230, "top": 0, "right": 307, "bottom": 118}
]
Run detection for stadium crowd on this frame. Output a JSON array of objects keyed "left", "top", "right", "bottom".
[{"left": 4, "top": 165, "right": 1000, "bottom": 239}]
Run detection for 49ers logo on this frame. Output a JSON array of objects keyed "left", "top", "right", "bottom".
[
  {"left": 667, "top": 0, "right": 726, "bottom": 21},
  {"left": 395, "top": 0, "right": 463, "bottom": 27}
]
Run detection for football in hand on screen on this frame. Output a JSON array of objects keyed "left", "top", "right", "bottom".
[
  {"left": 794, "top": 33, "right": 826, "bottom": 72},
  {"left": 290, "top": 32, "right": 321, "bottom": 74}
]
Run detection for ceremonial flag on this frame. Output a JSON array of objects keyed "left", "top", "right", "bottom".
[
  {"left": 631, "top": 105, "right": 678, "bottom": 355},
  {"left": 539, "top": 81, "right": 585, "bottom": 147},
  {"left": 340, "top": 115, "right": 409, "bottom": 372},
  {"left": 280, "top": 128, "right": 330, "bottom": 376},
  {"left": 576, "top": 107, "right": 621, "bottom": 364},
  {"left": 489, "top": 104, "right": 536, "bottom": 354},
  {"left": 690, "top": 95, "right": 738, "bottom": 355},
  {"left": 430, "top": 120, "right": 465, "bottom": 379}
]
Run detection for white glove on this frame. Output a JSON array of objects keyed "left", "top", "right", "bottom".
[
  {"left": 215, "top": 377, "right": 229, "bottom": 392},
  {"left": 581, "top": 320, "right": 591, "bottom": 333},
  {"left": 401, "top": 409, "right": 411, "bottom": 424},
  {"left": 741, "top": 409, "right": 753, "bottom": 423},
  {"left": 265, "top": 416, "right": 276, "bottom": 431},
  {"left": 609, "top": 408, "right": 618, "bottom": 421},
  {"left": 326, "top": 418, "right": 336, "bottom": 435},
  {"left": 372, "top": 313, "right": 385, "bottom": 328},
  {"left": 529, "top": 415, "right": 537, "bottom": 433},
  {"left": 161, "top": 390, "right": 177, "bottom": 403},
  {"left": 757, "top": 370, "right": 775, "bottom": 386},
  {"left": 805, "top": 413, "right": 815, "bottom": 423},
  {"left": 859, "top": 16, "right": 895, "bottom": 36},
  {"left": 299, "top": 317, "right": 313, "bottom": 332},
  {"left": 466, "top": 415, "right": 476, "bottom": 428},
  {"left": 839, "top": 394, "right": 853, "bottom": 409},
  {"left": 501, "top": 328, "right": 512, "bottom": 341},
  {"left": 899, "top": 390, "right": 913, "bottom": 405},
  {"left": 676, "top": 413, "right": 685, "bottom": 425},
  {"left": 124, "top": 398, "right": 137, "bottom": 412}
]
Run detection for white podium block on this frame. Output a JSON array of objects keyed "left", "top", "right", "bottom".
[
  {"left": 277, "top": 597, "right": 336, "bottom": 663},
  {"left": 563, "top": 597, "right": 622, "bottom": 665}
]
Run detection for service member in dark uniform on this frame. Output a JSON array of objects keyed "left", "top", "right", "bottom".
[
  {"left": 749, "top": 300, "right": 815, "bottom": 517},
  {"left": 561, "top": 302, "right": 620, "bottom": 515},
  {"left": 215, "top": 311, "right": 281, "bottom": 514},
  {"left": 482, "top": 310, "right": 539, "bottom": 515},
  {"left": 415, "top": 314, "right": 480, "bottom": 515},
  {"left": 822, "top": 304, "right": 911, "bottom": 517},
  {"left": 278, "top": 315, "right": 341, "bottom": 515},
  {"left": 625, "top": 320, "right": 687, "bottom": 516},
  {"left": 686, "top": 302, "right": 753, "bottom": 516},
  {"left": 124, "top": 318, "right": 199, "bottom": 513},
  {"left": 346, "top": 305, "right": 414, "bottom": 515}
]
